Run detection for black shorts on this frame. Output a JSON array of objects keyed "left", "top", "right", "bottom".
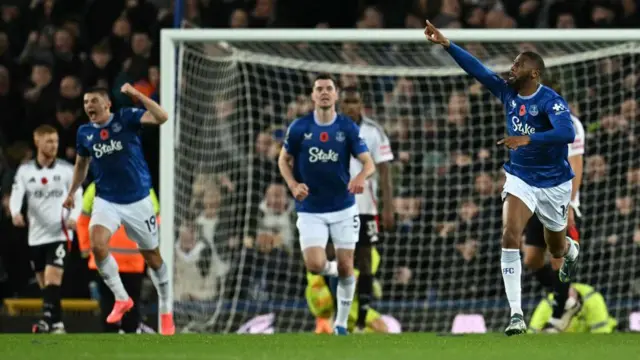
[
  {"left": 524, "top": 214, "right": 581, "bottom": 248},
  {"left": 356, "top": 214, "right": 379, "bottom": 247},
  {"left": 30, "top": 241, "right": 67, "bottom": 273}
]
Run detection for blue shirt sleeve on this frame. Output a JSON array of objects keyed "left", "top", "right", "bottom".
[
  {"left": 529, "top": 97, "right": 575, "bottom": 145},
  {"left": 120, "top": 107, "right": 146, "bottom": 131},
  {"left": 347, "top": 121, "right": 369, "bottom": 157},
  {"left": 283, "top": 121, "right": 301, "bottom": 155},
  {"left": 446, "top": 42, "right": 510, "bottom": 102},
  {"left": 76, "top": 129, "right": 90, "bottom": 157}
]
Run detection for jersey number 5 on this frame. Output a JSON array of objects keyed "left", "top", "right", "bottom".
[{"left": 144, "top": 215, "right": 157, "bottom": 232}]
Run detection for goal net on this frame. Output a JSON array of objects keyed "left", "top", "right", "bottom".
[{"left": 162, "top": 30, "right": 640, "bottom": 333}]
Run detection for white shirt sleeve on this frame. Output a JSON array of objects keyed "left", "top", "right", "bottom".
[
  {"left": 371, "top": 128, "right": 394, "bottom": 164},
  {"left": 568, "top": 115, "right": 585, "bottom": 158},
  {"left": 9, "top": 166, "right": 25, "bottom": 218}
]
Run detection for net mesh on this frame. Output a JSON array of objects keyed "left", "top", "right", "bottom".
[{"left": 171, "top": 38, "right": 640, "bottom": 333}]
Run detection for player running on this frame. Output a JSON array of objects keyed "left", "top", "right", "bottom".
[
  {"left": 278, "top": 73, "right": 376, "bottom": 335},
  {"left": 340, "top": 87, "right": 394, "bottom": 332},
  {"left": 63, "top": 84, "right": 175, "bottom": 335},
  {"left": 425, "top": 21, "right": 580, "bottom": 336},
  {"left": 523, "top": 79, "right": 585, "bottom": 332},
  {"left": 10, "top": 125, "right": 83, "bottom": 334}
]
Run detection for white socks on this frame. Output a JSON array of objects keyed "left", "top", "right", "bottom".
[
  {"left": 96, "top": 254, "right": 129, "bottom": 301},
  {"left": 501, "top": 249, "right": 522, "bottom": 316},
  {"left": 150, "top": 263, "right": 172, "bottom": 314},
  {"left": 334, "top": 276, "right": 356, "bottom": 328},
  {"left": 320, "top": 260, "right": 338, "bottom": 276},
  {"left": 565, "top": 237, "right": 578, "bottom": 260}
]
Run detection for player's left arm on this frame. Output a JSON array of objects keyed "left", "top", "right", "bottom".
[
  {"left": 528, "top": 97, "right": 576, "bottom": 145},
  {"left": 121, "top": 83, "right": 168, "bottom": 125},
  {"left": 568, "top": 117, "right": 585, "bottom": 220}
]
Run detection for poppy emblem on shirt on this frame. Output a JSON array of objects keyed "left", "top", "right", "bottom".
[
  {"left": 100, "top": 129, "right": 109, "bottom": 140},
  {"left": 41, "top": 177, "right": 48, "bottom": 185},
  {"left": 319, "top": 132, "right": 329, "bottom": 142},
  {"left": 519, "top": 105, "right": 526, "bottom": 116}
]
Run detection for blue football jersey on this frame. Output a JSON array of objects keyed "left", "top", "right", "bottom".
[
  {"left": 284, "top": 112, "right": 369, "bottom": 213},
  {"left": 76, "top": 108, "right": 152, "bottom": 204},
  {"left": 446, "top": 43, "right": 575, "bottom": 188}
]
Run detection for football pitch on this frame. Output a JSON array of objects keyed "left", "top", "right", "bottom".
[{"left": 1, "top": 333, "right": 638, "bottom": 360}]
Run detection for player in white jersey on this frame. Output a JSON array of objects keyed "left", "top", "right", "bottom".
[
  {"left": 279, "top": 74, "right": 376, "bottom": 335},
  {"left": 62, "top": 85, "right": 175, "bottom": 335},
  {"left": 523, "top": 79, "right": 585, "bottom": 332},
  {"left": 426, "top": 21, "right": 580, "bottom": 335},
  {"left": 340, "top": 87, "right": 394, "bottom": 331},
  {"left": 9, "top": 125, "right": 83, "bottom": 333}
]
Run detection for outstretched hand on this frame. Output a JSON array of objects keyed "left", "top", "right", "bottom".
[{"left": 424, "top": 20, "right": 450, "bottom": 48}]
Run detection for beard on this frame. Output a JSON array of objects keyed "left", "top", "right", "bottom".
[{"left": 507, "top": 75, "right": 528, "bottom": 91}]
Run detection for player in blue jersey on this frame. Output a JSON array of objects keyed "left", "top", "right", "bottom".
[
  {"left": 278, "top": 73, "right": 376, "bottom": 335},
  {"left": 425, "top": 21, "right": 580, "bottom": 336},
  {"left": 62, "top": 85, "right": 175, "bottom": 335}
]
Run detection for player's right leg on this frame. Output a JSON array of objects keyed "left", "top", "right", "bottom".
[
  {"left": 329, "top": 206, "right": 360, "bottom": 335},
  {"left": 41, "top": 242, "right": 67, "bottom": 334},
  {"left": 296, "top": 212, "right": 337, "bottom": 276},
  {"left": 501, "top": 174, "right": 536, "bottom": 336},
  {"left": 90, "top": 197, "right": 133, "bottom": 324},
  {"left": 354, "top": 214, "right": 377, "bottom": 331},
  {"left": 118, "top": 196, "right": 174, "bottom": 335}
]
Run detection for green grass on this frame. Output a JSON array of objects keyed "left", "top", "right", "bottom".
[{"left": 1, "top": 333, "right": 639, "bottom": 360}]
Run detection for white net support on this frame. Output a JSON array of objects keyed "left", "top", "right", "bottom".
[{"left": 160, "top": 29, "right": 640, "bottom": 333}]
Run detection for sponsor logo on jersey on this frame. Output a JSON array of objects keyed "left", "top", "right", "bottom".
[
  {"left": 511, "top": 116, "right": 536, "bottom": 136},
  {"left": 30, "top": 189, "right": 64, "bottom": 199},
  {"left": 93, "top": 139, "right": 124, "bottom": 158},
  {"left": 336, "top": 131, "right": 345, "bottom": 142},
  {"left": 528, "top": 105, "right": 539, "bottom": 116},
  {"left": 552, "top": 102, "right": 567, "bottom": 114},
  {"left": 112, "top": 122, "right": 122, "bottom": 133},
  {"left": 308, "top": 147, "right": 339, "bottom": 163}
]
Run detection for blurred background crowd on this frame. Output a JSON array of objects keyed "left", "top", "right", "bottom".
[{"left": 1, "top": 0, "right": 639, "bottom": 331}]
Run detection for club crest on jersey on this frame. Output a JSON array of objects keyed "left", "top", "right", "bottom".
[
  {"left": 519, "top": 105, "right": 526, "bottom": 116},
  {"left": 528, "top": 105, "right": 539, "bottom": 116},
  {"left": 319, "top": 132, "right": 329, "bottom": 143},
  {"left": 112, "top": 122, "right": 122, "bottom": 133},
  {"left": 336, "top": 131, "right": 345, "bottom": 142}
]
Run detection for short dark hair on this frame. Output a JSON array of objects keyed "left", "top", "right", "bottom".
[
  {"left": 312, "top": 73, "right": 336, "bottom": 87},
  {"left": 85, "top": 86, "right": 110, "bottom": 98},
  {"left": 520, "top": 51, "right": 546, "bottom": 78}
]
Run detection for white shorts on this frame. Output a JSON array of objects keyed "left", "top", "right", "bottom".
[
  {"left": 296, "top": 205, "right": 360, "bottom": 250},
  {"left": 90, "top": 196, "right": 158, "bottom": 250},
  {"left": 501, "top": 173, "right": 572, "bottom": 232}
]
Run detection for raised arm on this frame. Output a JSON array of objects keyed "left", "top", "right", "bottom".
[
  {"left": 120, "top": 83, "right": 168, "bottom": 125},
  {"left": 424, "top": 20, "right": 508, "bottom": 101}
]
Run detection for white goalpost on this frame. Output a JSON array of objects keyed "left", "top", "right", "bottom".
[{"left": 160, "top": 28, "right": 640, "bottom": 333}]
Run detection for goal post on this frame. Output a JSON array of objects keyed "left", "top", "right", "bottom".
[{"left": 160, "top": 28, "right": 640, "bottom": 333}]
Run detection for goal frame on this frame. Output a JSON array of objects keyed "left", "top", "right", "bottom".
[{"left": 158, "top": 28, "right": 640, "bottom": 329}]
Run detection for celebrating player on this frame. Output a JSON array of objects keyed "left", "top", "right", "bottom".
[
  {"left": 63, "top": 84, "right": 175, "bottom": 335},
  {"left": 425, "top": 21, "right": 580, "bottom": 336},
  {"left": 523, "top": 79, "right": 585, "bottom": 332},
  {"left": 340, "top": 87, "right": 394, "bottom": 332},
  {"left": 10, "top": 125, "right": 83, "bottom": 333},
  {"left": 278, "top": 73, "right": 376, "bottom": 335}
]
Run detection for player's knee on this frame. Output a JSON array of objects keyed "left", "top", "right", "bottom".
[
  {"left": 140, "top": 248, "right": 163, "bottom": 269},
  {"left": 501, "top": 225, "right": 521, "bottom": 249},
  {"left": 90, "top": 226, "right": 111, "bottom": 260},
  {"left": 44, "top": 266, "right": 63, "bottom": 286},
  {"left": 337, "top": 261, "right": 353, "bottom": 277},
  {"left": 305, "top": 258, "right": 327, "bottom": 274}
]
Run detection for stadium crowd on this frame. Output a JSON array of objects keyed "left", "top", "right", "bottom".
[{"left": 1, "top": 0, "right": 639, "bottom": 331}]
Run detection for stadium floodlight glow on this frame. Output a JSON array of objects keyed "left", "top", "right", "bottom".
[{"left": 160, "top": 28, "right": 640, "bottom": 333}]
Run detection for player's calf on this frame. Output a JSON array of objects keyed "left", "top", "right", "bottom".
[
  {"left": 334, "top": 248, "right": 356, "bottom": 333},
  {"left": 42, "top": 265, "right": 64, "bottom": 329},
  {"left": 355, "top": 244, "right": 373, "bottom": 330}
]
